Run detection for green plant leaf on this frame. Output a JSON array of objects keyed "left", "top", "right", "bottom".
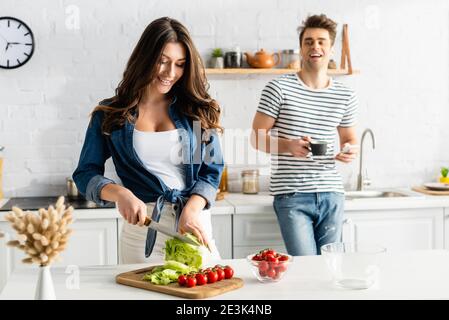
[{"left": 212, "top": 48, "right": 223, "bottom": 58}]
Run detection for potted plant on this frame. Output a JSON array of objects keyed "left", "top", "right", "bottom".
[
  {"left": 440, "top": 167, "right": 449, "bottom": 183},
  {"left": 210, "top": 48, "right": 224, "bottom": 69}
]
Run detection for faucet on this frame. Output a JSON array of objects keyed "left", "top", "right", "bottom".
[{"left": 356, "top": 129, "right": 376, "bottom": 191}]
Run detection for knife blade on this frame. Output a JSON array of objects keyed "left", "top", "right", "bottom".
[{"left": 143, "top": 216, "right": 201, "bottom": 247}]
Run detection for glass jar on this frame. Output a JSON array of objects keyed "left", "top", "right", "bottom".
[
  {"left": 281, "top": 49, "right": 300, "bottom": 69},
  {"left": 241, "top": 169, "right": 259, "bottom": 194},
  {"left": 218, "top": 166, "right": 228, "bottom": 193}
]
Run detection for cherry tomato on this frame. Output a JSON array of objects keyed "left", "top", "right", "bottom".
[
  {"left": 259, "top": 269, "right": 267, "bottom": 277},
  {"left": 265, "top": 253, "right": 275, "bottom": 261},
  {"left": 178, "top": 275, "right": 187, "bottom": 286},
  {"left": 275, "top": 263, "right": 287, "bottom": 273},
  {"left": 258, "top": 260, "right": 269, "bottom": 272},
  {"left": 273, "top": 270, "right": 282, "bottom": 280},
  {"left": 223, "top": 265, "right": 234, "bottom": 279},
  {"left": 186, "top": 276, "right": 197, "bottom": 288},
  {"left": 266, "top": 268, "right": 276, "bottom": 279},
  {"left": 279, "top": 255, "right": 289, "bottom": 262},
  {"left": 206, "top": 270, "right": 218, "bottom": 283},
  {"left": 215, "top": 267, "right": 225, "bottom": 281},
  {"left": 266, "top": 249, "right": 275, "bottom": 256},
  {"left": 252, "top": 254, "right": 262, "bottom": 261},
  {"left": 195, "top": 273, "right": 208, "bottom": 286}
]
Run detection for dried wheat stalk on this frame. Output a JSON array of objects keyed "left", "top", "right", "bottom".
[{"left": 5, "top": 196, "right": 74, "bottom": 266}]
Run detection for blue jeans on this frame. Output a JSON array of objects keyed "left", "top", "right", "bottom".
[{"left": 273, "top": 192, "right": 345, "bottom": 256}]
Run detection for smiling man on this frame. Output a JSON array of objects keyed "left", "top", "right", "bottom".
[{"left": 251, "top": 14, "right": 358, "bottom": 256}]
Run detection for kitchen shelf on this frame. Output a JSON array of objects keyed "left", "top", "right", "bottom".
[{"left": 205, "top": 68, "right": 359, "bottom": 76}]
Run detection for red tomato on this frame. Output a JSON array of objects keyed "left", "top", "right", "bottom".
[
  {"left": 273, "top": 270, "right": 282, "bottom": 280},
  {"left": 259, "top": 269, "right": 267, "bottom": 277},
  {"left": 266, "top": 249, "right": 275, "bottom": 256},
  {"left": 258, "top": 260, "right": 269, "bottom": 272},
  {"left": 224, "top": 265, "right": 234, "bottom": 279},
  {"left": 186, "top": 276, "right": 197, "bottom": 288},
  {"left": 206, "top": 270, "right": 218, "bottom": 283},
  {"left": 276, "top": 263, "right": 287, "bottom": 273},
  {"left": 195, "top": 273, "right": 208, "bottom": 286},
  {"left": 178, "top": 275, "right": 187, "bottom": 286},
  {"left": 265, "top": 253, "right": 275, "bottom": 261},
  {"left": 279, "top": 255, "right": 289, "bottom": 262},
  {"left": 267, "top": 256, "right": 279, "bottom": 263},
  {"left": 252, "top": 254, "right": 262, "bottom": 261},
  {"left": 215, "top": 267, "right": 225, "bottom": 281},
  {"left": 266, "top": 268, "right": 276, "bottom": 279}
]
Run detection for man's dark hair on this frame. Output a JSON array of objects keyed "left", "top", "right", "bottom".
[{"left": 298, "top": 14, "right": 338, "bottom": 47}]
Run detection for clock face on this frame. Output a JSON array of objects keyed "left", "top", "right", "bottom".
[{"left": 0, "top": 17, "right": 35, "bottom": 69}]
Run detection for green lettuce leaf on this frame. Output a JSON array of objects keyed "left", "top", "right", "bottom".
[
  {"left": 164, "top": 234, "right": 204, "bottom": 269},
  {"left": 142, "top": 233, "right": 205, "bottom": 285}
]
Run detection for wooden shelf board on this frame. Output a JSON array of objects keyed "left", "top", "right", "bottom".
[{"left": 205, "top": 68, "right": 359, "bottom": 75}]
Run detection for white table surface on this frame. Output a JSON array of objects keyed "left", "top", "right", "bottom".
[{"left": 2, "top": 250, "right": 449, "bottom": 300}]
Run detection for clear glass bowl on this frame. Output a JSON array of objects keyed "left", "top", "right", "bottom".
[
  {"left": 321, "top": 242, "right": 386, "bottom": 290},
  {"left": 246, "top": 252, "right": 293, "bottom": 283}
]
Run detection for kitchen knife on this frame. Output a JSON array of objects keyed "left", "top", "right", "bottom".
[{"left": 143, "top": 216, "right": 202, "bottom": 247}]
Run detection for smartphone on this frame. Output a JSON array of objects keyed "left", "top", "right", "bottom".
[{"left": 341, "top": 144, "right": 359, "bottom": 154}]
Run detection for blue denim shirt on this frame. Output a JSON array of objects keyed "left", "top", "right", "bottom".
[{"left": 72, "top": 97, "right": 224, "bottom": 257}]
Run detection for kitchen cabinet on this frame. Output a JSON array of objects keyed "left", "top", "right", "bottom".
[
  {"left": 0, "top": 217, "right": 118, "bottom": 293},
  {"left": 445, "top": 207, "right": 449, "bottom": 249},
  {"left": 211, "top": 215, "right": 233, "bottom": 259},
  {"left": 231, "top": 208, "right": 445, "bottom": 258},
  {"left": 342, "top": 208, "right": 444, "bottom": 251},
  {"left": 233, "top": 214, "right": 287, "bottom": 258}
]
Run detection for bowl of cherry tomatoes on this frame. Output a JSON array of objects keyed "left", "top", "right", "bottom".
[{"left": 247, "top": 248, "right": 292, "bottom": 283}]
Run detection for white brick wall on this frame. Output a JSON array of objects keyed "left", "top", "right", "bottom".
[{"left": 0, "top": 0, "right": 448, "bottom": 197}]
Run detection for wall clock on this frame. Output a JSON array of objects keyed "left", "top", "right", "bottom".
[{"left": 0, "top": 17, "right": 35, "bottom": 69}]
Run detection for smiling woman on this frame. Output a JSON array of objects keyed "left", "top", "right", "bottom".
[{"left": 72, "top": 17, "right": 224, "bottom": 265}]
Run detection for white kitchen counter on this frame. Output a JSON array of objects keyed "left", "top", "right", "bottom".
[
  {"left": 224, "top": 190, "right": 449, "bottom": 214},
  {"left": 0, "top": 197, "right": 235, "bottom": 222},
  {"left": 2, "top": 189, "right": 449, "bottom": 222},
  {"left": 2, "top": 249, "right": 449, "bottom": 300}
]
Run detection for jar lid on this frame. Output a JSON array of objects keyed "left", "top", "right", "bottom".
[{"left": 241, "top": 169, "right": 259, "bottom": 176}]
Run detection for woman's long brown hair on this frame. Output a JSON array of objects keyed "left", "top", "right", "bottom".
[{"left": 92, "top": 17, "right": 221, "bottom": 134}]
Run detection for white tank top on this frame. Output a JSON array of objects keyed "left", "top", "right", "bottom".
[{"left": 133, "top": 128, "right": 186, "bottom": 190}]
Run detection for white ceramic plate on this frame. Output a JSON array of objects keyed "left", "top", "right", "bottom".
[{"left": 423, "top": 182, "right": 449, "bottom": 191}]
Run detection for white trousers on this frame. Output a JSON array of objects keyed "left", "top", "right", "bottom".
[{"left": 119, "top": 202, "right": 221, "bottom": 265}]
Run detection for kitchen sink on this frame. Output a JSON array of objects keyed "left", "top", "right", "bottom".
[{"left": 344, "top": 190, "right": 418, "bottom": 200}]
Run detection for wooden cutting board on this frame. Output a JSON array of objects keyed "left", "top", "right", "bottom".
[
  {"left": 116, "top": 266, "right": 244, "bottom": 299},
  {"left": 412, "top": 186, "right": 449, "bottom": 196}
]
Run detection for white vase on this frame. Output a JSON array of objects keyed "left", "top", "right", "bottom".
[
  {"left": 35, "top": 265, "right": 56, "bottom": 300},
  {"left": 210, "top": 57, "right": 224, "bottom": 69}
]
